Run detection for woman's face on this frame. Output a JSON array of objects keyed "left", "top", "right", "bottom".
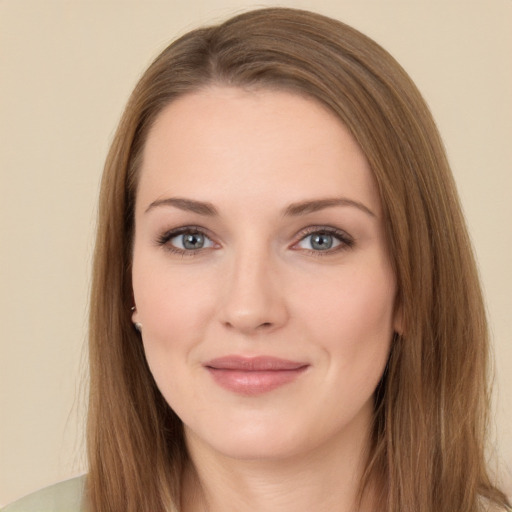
[{"left": 132, "top": 87, "right": 400, "bottom": 460}]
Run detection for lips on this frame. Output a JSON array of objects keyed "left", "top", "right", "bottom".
[{"left": 204, "top": 356, "right": 309, "bottom": 395}]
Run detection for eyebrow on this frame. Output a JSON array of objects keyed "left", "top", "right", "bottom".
[
  {"left": 283, "top": 198, "right": 375, "bottom": 218},
  {"left": 145, "top": 197, "right": 218, "bottom": 215},
  {"left": 145, "top": 196, "right": 375, "bottom": 218}
]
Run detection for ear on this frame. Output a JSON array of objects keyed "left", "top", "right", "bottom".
[
  {"left": 131, "top": 307, "right": 143, "bottom": 333},
  {"left": 393, "top": 302, "right": 404, "bottom": 336}
]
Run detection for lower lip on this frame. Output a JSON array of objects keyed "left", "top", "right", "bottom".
[{"left": 206, "top": 367, "right": 308, "bottom": 395}]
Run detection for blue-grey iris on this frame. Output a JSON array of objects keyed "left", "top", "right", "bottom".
[
  {"left": 183, "top": 233, "right": 205, "bottom": 250},
  {"left": 311, "top": 233, "right": 333, "bottom": 250}
]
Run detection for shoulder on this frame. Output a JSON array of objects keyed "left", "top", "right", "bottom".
[
  {"left": 484, "top": 501, "right": 512, "bottom": 512},
  {"left": 1, "top": 475, "right": 86, "bottom": 512}
]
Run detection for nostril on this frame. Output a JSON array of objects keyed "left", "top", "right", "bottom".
[{"left": 223, "top": 320, "right": 274, "bottom": 332}]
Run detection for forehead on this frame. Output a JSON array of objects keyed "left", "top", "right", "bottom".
[{"left": 138, "top": 86, "right": 381, "bottom": 215}]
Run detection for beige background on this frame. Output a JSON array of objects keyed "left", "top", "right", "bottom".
[{"left": 1, "top": 0, "right": 511, "bottom": 506}]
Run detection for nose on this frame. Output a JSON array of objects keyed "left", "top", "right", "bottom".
[{"left": 218, "top": 247, "right": 289, "bottom": 335}]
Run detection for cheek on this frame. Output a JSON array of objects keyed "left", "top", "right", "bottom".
[
  {"left": 296, "top": 265, "right": 395, "bottom": 378},
  {"left": 300, "top": 261, "right": 395, "bottom": 333},
  {"left": 133, "top": 258, "right": 216, "bottom": 339},
  {"left": 132, "top": 270, "right": 208, "bottom": 407},
  {"left": 132, "top": 259, "right": 222, "bottom": 405}
]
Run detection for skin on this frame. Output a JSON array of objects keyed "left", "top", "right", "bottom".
[{"left": 131, "top": 86, "right": 400, "bottom": 511}]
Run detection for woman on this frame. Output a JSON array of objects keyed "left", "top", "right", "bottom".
[{"left": 4, "top": 7, "right": 510, "bottom": 512}]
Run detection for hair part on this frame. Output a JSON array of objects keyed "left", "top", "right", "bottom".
[{"left": 87, "top": 7, "right": 510, "bottom": 511}]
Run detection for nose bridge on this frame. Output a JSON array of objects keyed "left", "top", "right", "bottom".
[{"left": 219, "top": 236, "right": 287, "bottom": 334}]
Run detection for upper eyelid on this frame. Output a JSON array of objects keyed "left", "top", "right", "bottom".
[
  {"left": 155, "top": 226, "right": 215, "bottom": 249},
  {"left": 159, "top": 225, "right": 213, "bottom": 239},
  {"left": 291, "top": 226, "right": 355, "bottom": 251},
  {"left": 294, "top": 225, "right": 353, "bottom": 240}
]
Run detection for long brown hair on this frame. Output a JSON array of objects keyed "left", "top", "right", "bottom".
[{"left": 87, "top": 7, "right": 510, "bottom": 511}]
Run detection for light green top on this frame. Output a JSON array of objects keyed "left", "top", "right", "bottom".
[
  {"left": 3, "top": 475, "right": 510, "bottom": 511},
  {"left": 1, "top": 476, "right": 86, "bottom": 512}
]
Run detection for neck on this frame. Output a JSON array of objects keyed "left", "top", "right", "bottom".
[{"left": 181, "top": 409, "right": 377, "bottom": 512}]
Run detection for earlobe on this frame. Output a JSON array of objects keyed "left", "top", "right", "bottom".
[
  {"left": 393, "top": 303, "right": 404, "bottom": 336},
  {"left": 131, "top": 306, "right": 143, "bottom": 333}
]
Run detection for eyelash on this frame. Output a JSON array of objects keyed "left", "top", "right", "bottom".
[
  {"left": 292, "top": 226, "right": 354, "bottom": 256},
  {"left": 156, "top": 226, "right": 214, "bottom": 256},
  {"left": 155, "top": 225, "right": 354, "bottom": 256}
]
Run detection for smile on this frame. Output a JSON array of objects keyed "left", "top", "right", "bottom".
[{"left": 204, "top": 356, "right": 309, "bottom": 395}]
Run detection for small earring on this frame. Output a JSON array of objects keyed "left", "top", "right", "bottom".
[{"left": 131, "top": 306, "right": 141, "bottom": 332}]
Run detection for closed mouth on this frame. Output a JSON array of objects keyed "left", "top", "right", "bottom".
[{"left": 204, "top": 355, "right": 309, "bottom": 395}]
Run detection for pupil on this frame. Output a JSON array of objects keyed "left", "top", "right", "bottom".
[
  {"left": 183, "top": 233, "right": 204, "bottom": 249},
  {"left": 311, "top": 233, "right": 333, "bottom": 250}
]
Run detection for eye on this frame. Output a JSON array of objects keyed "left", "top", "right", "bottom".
[
  {"left": 293, "top": 228, "right": 353, "bottom": 253},
  {"left": 171, "top": 231, "right": 213, "bottom": 250},
  {"left": 157, "top": 227, "right": 216, "bottom": 253}
]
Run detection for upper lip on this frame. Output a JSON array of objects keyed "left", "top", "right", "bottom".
[{"left": 204, "top": 356, "right": 308, "bottom": 371}]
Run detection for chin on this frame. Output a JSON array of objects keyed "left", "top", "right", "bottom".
[
  {"left": 184, "top": 415, "right": 309, "bottom": 460},
  {"left": 208, "top": 436, "right": 306, "bottom": 462},
  {"left": 184, "top": 412, "right": 357, "bottom": 464}
]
